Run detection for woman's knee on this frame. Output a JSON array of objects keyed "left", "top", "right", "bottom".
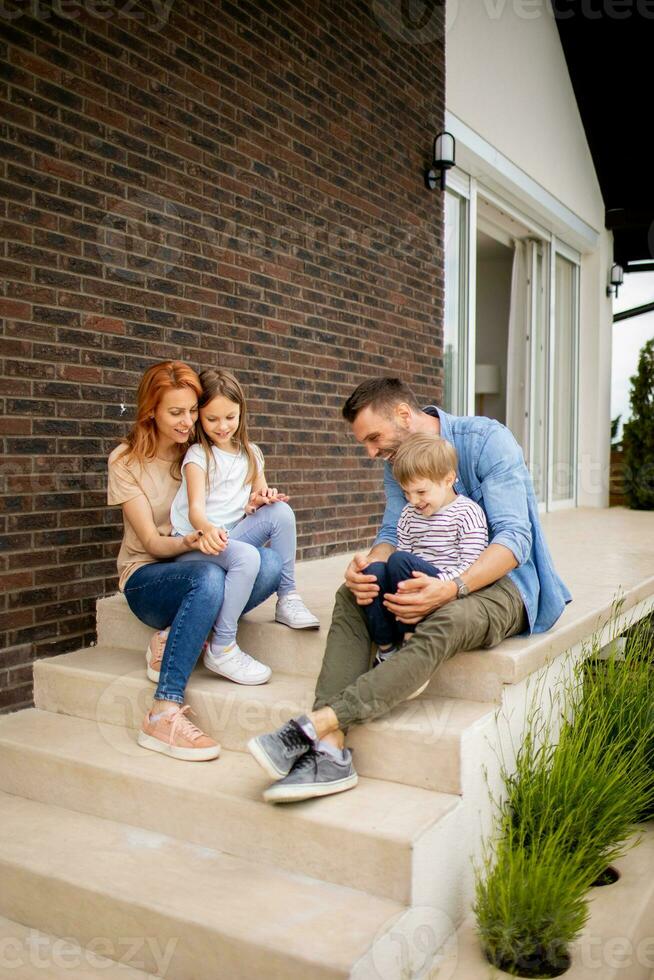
[
  {"left": 190, "top": 562, "right": 227, "bottom": 601},
  {"left": 258, "top": 546, "right": 282, "bottom": 581}
]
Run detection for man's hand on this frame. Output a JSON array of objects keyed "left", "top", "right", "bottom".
[
  {"left": 344, "top": 551, "right": 380, "bottom": 605},
  {"left": 383, "top": 572, "right": 457, "bottom": 623}
]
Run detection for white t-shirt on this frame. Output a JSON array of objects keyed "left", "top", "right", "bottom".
[{"left": 170, "top": 442, "right": 264, "bottom": 535}]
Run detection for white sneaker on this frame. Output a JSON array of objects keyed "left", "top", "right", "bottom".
[
  {"left": 203, "top": 641, "right": 272, "bottom": 685},
  {"left": 275, "top": 592, "right": 320, "bottom": 630}
]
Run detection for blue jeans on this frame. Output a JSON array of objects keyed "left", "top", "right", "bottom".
[
  {"left": 123, "top": 547, "right": 282, "bottom": 704},
  {"left": 363, "top": 551, "right": 442, "bottom": 647}
]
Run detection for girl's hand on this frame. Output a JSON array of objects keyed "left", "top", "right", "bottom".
[
  {"left": 248, "top": 488, "right": 290, "bottom": 510},
  {"left": 200, "top": 525, "right": 229, "bottom": 555},
  {"left": 184, "top": 526, "right": 228, "bottom": 555}
]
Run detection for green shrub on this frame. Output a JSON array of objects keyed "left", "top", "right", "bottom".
[
  {"left": 475, "top": 610, "right": 654, "bottom": 976},
  {"left": 581, "top": 617, "right": 654, "bottom": 820},
  {"left": 474, "top": 817, "right": 591, "bottom": 977},
  {"left": 623, "top": 337, "right": 654, "bottom": 509},
  {"left": 503, "top": 646, "right": 653, "bottom": 882}
]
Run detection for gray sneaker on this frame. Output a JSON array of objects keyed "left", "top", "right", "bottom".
[
  {"left": 247, "top": 715, "right": 317, "bottom": 780},
  {"left": 263, "top": 747, "right": 358, "bottom": 803}
]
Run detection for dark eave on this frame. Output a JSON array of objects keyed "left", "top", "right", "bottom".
[{"left": 555, "top": 6, "right": 654, "bottom": 272}]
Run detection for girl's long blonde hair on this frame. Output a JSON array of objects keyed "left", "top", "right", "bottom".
[
  {"left": 197, "top": 369, "right": 260, "bottom": 487},
  {"left": 118, "top": 361, "right": 202, "bottom": 477}
]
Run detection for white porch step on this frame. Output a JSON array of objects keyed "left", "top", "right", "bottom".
[
  {"left": 33, "top": 646, "right": 494, "bottom": 794},
  {"left": 0, "top": 708, "right": 460, "bottom": 905},
  {"left": 0, "top": 914, "right": 156, "bottom": 978},
  {"left": 97, "top": 589, "right": 510, "bottom": 702},
  {"left": 0, "top": 790, "right": 405, "bottom": 980}
]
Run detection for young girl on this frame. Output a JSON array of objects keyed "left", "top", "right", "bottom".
[{"left": 169, "top": 368, "right": 319, "bottom": 686}]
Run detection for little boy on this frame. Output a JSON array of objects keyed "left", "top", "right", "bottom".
[{"left": 363, "top": 432, "right": 488, "bottom": 665}]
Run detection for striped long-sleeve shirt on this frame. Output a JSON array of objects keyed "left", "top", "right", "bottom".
[{"left": 396, "top": 494, "right": 489, "bottom": 580}]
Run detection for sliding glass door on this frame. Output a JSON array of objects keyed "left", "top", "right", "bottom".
[{"left": 442, "top": 177, "right": 580, "bottom": 511}]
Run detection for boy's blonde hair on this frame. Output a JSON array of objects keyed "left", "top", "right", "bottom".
[{"left": 392, "top": 433, "right": 458, "bottom": 486}]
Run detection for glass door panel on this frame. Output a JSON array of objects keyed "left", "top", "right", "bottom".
[
  {"left": 550, "top": 253, "right": 578, "bottom": 503},
  {"left": 443, "top": 190, "right": 468, "bottom": 415}
]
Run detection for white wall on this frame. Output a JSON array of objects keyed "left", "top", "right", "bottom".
[{"left": 446, "top": 0, "right": 613, "bottom": 506}]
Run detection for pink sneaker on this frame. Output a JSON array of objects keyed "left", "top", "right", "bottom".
[
  {"left": 137, "top": 704, "right": 220, "bottom": 761},
  {"left": 146, "top": 629, "right": 210, "bottom": 683}
]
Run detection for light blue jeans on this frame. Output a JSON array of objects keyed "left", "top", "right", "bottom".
[{"left": 175, "top": 500, "right": 298, "bottom": 647}]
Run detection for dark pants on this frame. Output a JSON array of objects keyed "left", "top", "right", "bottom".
[{"left": 363, "top": 551, "right": 442, "bottom": 647}]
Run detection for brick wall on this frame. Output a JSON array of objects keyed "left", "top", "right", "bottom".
[{"left": 0, "top": 0, "right": 446, "bottom": 712}]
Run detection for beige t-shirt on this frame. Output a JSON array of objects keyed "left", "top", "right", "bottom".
[{"left": 107, "top": 444, "right": 181, "bottom": 591}]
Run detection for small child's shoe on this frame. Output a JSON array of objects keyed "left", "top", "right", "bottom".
[
  {"left": 204, "top": 640, "right": 272, "bottom": 685},
  {"left": 275, "top": 592, "right": 320, "bottom": 629},
  {"left": 373, "top": 644, "right": 400, "bottom": 668}
]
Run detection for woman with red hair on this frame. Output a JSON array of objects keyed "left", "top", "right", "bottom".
[{"left": 107, "top": 361, "right": 282, "bottom": 761}]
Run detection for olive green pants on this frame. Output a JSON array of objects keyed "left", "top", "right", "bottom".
[{"left": 312, "top": 576, "right": 527, "bottom": 730}]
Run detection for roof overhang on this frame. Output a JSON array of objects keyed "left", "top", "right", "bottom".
[{"left": 555, "top": 4, "right": 654, "bottom": 272}]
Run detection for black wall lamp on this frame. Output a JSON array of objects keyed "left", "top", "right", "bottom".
[
  {"left": 425, "top": 132, "right": 456, "bottom": 191},
  {"left": 606, "top": 262, "right": 624, "bottom": 298}
]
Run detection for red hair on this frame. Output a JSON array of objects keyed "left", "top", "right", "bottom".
[{"left": 119, "top": 361, "right": 202, "bottom": 475}]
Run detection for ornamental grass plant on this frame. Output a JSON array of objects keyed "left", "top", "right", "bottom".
[
  {"left": 474, "top": 817, "right": 591, "bottom": 978},
  {"left": 474, "top": 608, "right": 654, "bottom": 977}
]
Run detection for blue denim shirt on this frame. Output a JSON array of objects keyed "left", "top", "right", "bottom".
[{"left": 373, "top": 406, "right": 572, "bottom": 634}]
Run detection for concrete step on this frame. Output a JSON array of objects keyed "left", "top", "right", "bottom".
[
  {"left": 33, "top": 645, "right": 495, "bottom": 794},
  {"left": 96, "top": 585, "right": 508, "bottom": 702},
  {"left": 0, "top": 708, "right": 460, "bottom": 905},
  {"left": 439, "top": 822, "right": 654, "bottom": 979},
  {"left": 0, "top": 914, "right": 156, "bottom": 978},
  {"left": 0, "top": 790, "right": 405, "bottom": 980}
]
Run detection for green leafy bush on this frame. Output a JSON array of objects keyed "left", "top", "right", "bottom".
[{"left": 623, "top": 337, "right": 654, "bottom": 509}]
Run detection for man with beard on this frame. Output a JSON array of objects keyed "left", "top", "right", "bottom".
[{"left": 248, "top": 377, "right": 571, "bottom": 802}]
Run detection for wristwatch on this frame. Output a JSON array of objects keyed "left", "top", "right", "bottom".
[{"left": 453, "top": 575, "right": 469, "bottom": 599}]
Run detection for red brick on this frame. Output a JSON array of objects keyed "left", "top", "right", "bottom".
[
  {"left": 0, "top": 299, "right": 31, "bottom": 319},
  {"left": 82, "top": 315, "right": 126, "bottom": 334}
]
